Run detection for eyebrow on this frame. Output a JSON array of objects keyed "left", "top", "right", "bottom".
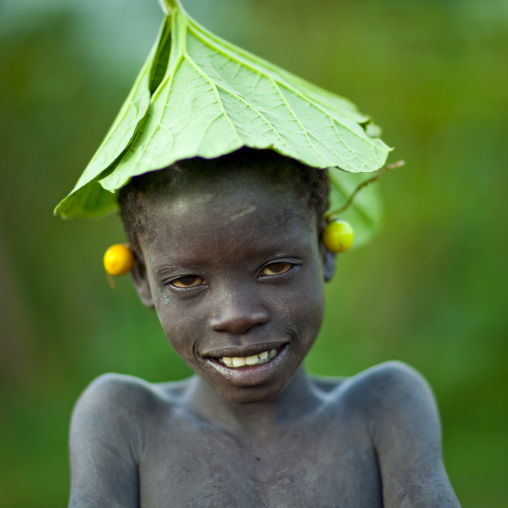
[
  {"left": 149, "top": 224, "right": 313, "bottom": 276},
  {"left": 153, "top": 265, "right": 182, "bottom": 277},
  {"left": 154, "top": 242, "right": 310, "bottom": 274}
]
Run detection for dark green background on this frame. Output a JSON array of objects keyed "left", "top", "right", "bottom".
[{"left": 1, "top": 0, "right": 507, "bottom": 506}]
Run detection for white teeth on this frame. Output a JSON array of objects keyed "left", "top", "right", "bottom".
[
  {"left": 245, "top": 355, "right": 259, "bottom": 366},
  {"left": 232, "top": 357, "right": 246, "bottom": 367},
  {"left": 219, "top": 348, "right": 280, "bottom": 368}
]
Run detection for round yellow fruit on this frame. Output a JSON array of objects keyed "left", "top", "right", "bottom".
[
  {"left": 322, "top": 220, "right": 354, "bottom": 253},
  {"left": 103, "top": 244, "right": 135, "bottom": 276}
]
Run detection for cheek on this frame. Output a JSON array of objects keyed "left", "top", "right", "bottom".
[
  {"left": 298, "top": 287, "right": 325, "bottom": 340},
  {"left": 277, "top": 268, "right": 325, "bottom": 339},
  {"left": 302, "top": 264, "right": 326, "bottom": 330},
  {"left": 154, "top": 298, "right": 201, "bottom": 363}
]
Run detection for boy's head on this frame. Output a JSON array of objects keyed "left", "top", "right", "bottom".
[
  {"left": 119, "top": 148, "right": 331, "bottom": 257},
  {"left": 118, "top": 148, "right": 335, "bottom": 403}
]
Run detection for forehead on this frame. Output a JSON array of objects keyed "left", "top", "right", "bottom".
[
  {"left": 142, "top": 164, "right": 311, "bottom": 227},
  {"left": 138, "top": 165, "right": 317, "bottom": 257}
]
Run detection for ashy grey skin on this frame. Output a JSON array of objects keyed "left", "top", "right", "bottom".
[{"left": 68, "top": 165, "right": 461, "bottom": 507}]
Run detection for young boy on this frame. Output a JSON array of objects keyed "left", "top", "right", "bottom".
[
  {"left": 57, "top": 1, "right": 461, "bottom": 505},
  {"left": 66, "top": 149, "right": 460, "bottom": 507}
]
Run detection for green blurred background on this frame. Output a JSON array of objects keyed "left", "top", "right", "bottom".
[{"left": 1, "top": 0, "right": 507, "bottom": 505}]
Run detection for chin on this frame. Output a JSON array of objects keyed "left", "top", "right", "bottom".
[
  {"left": 215, "top": 381, "right": 288, "bottom": 405},
  {"left": 197, "top": 343, "right": 303, "bottom": 404}
]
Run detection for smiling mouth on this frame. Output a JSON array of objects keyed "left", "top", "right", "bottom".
[
  {"left": 205, "top": 344, "right": 286, "bottom": 369},
  {"left": 218, "top": 348, "right": 280, "bottom": 368}
]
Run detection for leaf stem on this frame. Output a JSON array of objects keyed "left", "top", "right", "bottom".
[
  {"left": 327, "top": 160, "right": 405, "bottom": 220},
  {"left": 160, "top": 0, "right": 181, "bottom": 15}
]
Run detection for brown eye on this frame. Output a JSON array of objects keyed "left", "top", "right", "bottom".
[
  {"left": 171, "top": 276, "right": 205, "bottom": 288},
  {"left": 260, "top": 262, "right": 293, "bottom": 276}
]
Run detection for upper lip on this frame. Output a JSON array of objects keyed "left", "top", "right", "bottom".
[{"left": 201, "top": 341, "right": 288, "bottom": 359}]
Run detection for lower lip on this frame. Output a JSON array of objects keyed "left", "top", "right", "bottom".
[{"left": 205, "top": 345, "right": 289, "bottom": 387}]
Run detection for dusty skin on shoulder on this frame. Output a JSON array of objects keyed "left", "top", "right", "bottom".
[
  {"left": 69, "top": 362, "right": 459, "bottom": 507},
  {"left": 67, "top": 155, "right": 460, "bottom": 508}
]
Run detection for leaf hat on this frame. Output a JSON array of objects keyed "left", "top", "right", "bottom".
[{"left": 55, "top": 0, "right": 391, "bottom": 246}]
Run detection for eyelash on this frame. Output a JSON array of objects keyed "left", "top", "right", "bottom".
[
  {"left": 169, "top": 275, "right": 206, "bottom": 289},
  {"left": 259, "top": 261, "right": 295, "bottom": 277},
  {"left": 167, "top": 261, "right": 296, "bottom": 289}
]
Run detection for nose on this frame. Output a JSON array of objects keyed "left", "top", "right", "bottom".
[{"left": 208, "top": 287, "right": 270, "bottom": 335}]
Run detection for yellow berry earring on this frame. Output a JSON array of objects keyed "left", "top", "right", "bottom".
[
  {"left": 322, "top": 219, "right": 354, "bottom": 253},
  {"left": 321, "top": 160, "right": 405, "bottom": 253},
  {"left": 103, "top": 244, "right": 135, "bottom": 276}
]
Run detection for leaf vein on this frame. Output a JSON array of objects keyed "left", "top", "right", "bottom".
[
  {"left": 270, "top": 79, "right": 334, "bottom": 165},
  {"left": 187, "top": 24, "right": 387, "bottom": 159},
  {"left": 183, "top": 55, "right": 243, "bottom": 145}
]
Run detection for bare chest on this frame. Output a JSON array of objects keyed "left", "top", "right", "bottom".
[{"left": 138, "top": 419, "right": 382, "bottom": 508}]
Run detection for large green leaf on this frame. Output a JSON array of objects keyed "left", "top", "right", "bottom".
[
  {"left": 54, "top": 18, "right": 169, "bottom": 218},
  {"left": 55, "top": 0, "right": 391, "bottom": 233}
]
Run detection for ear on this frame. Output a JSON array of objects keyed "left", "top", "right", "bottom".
[
  {"left": 130, "top": 250, "right": 155, "bottom": 308},
  {"left": 320, "top": 240, "right": 336, "bottom": 282}
]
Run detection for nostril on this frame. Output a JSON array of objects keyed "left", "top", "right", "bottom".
[{"left": 209, "top": 307, "right": 269, "bottom": 335}]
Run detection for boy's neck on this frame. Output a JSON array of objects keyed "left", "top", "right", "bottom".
[{"left": 183, "top": 366, "right": 321, "bottom": 439}]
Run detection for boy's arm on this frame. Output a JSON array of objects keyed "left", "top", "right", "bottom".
[
  {"left": 368, "top": 362, "right": 461, "bottom": 507},
  {"left": 68, "top": 374, "right": 143, "bottom": 508}
]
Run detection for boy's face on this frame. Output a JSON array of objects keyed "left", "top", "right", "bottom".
[{"left": 134, "top": 167, "right": 327, "bottom": 404}]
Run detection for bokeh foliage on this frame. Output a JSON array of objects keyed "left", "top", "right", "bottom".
[{"left": 1, "top": 0, "right": 507, "bottom": 506}]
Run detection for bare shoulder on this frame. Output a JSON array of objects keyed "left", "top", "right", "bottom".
[
  {"left": 68, "top": 374, "right": 185, "bottom": 507},
  {"left": 335, "top": 361, "right": 461, "bottom": 507},
  {"left": 341, "top": 360, "right": 435, "bottom": 413},
  {"left": 73, "top": 373, "right": 162, "bottom": 416},
  {"left": 71, "top": 374, "right": 148, "bottom": 441},
  {"left": 72, "top": 372, "right": 191, "bottom": 419},
  {"left": 313, "top": 361, "right": 434, "bottom": 418}
]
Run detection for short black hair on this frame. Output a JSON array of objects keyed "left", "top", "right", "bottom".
[{"left": 118, "top": 148, "right": 329, "bottom": 254}]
